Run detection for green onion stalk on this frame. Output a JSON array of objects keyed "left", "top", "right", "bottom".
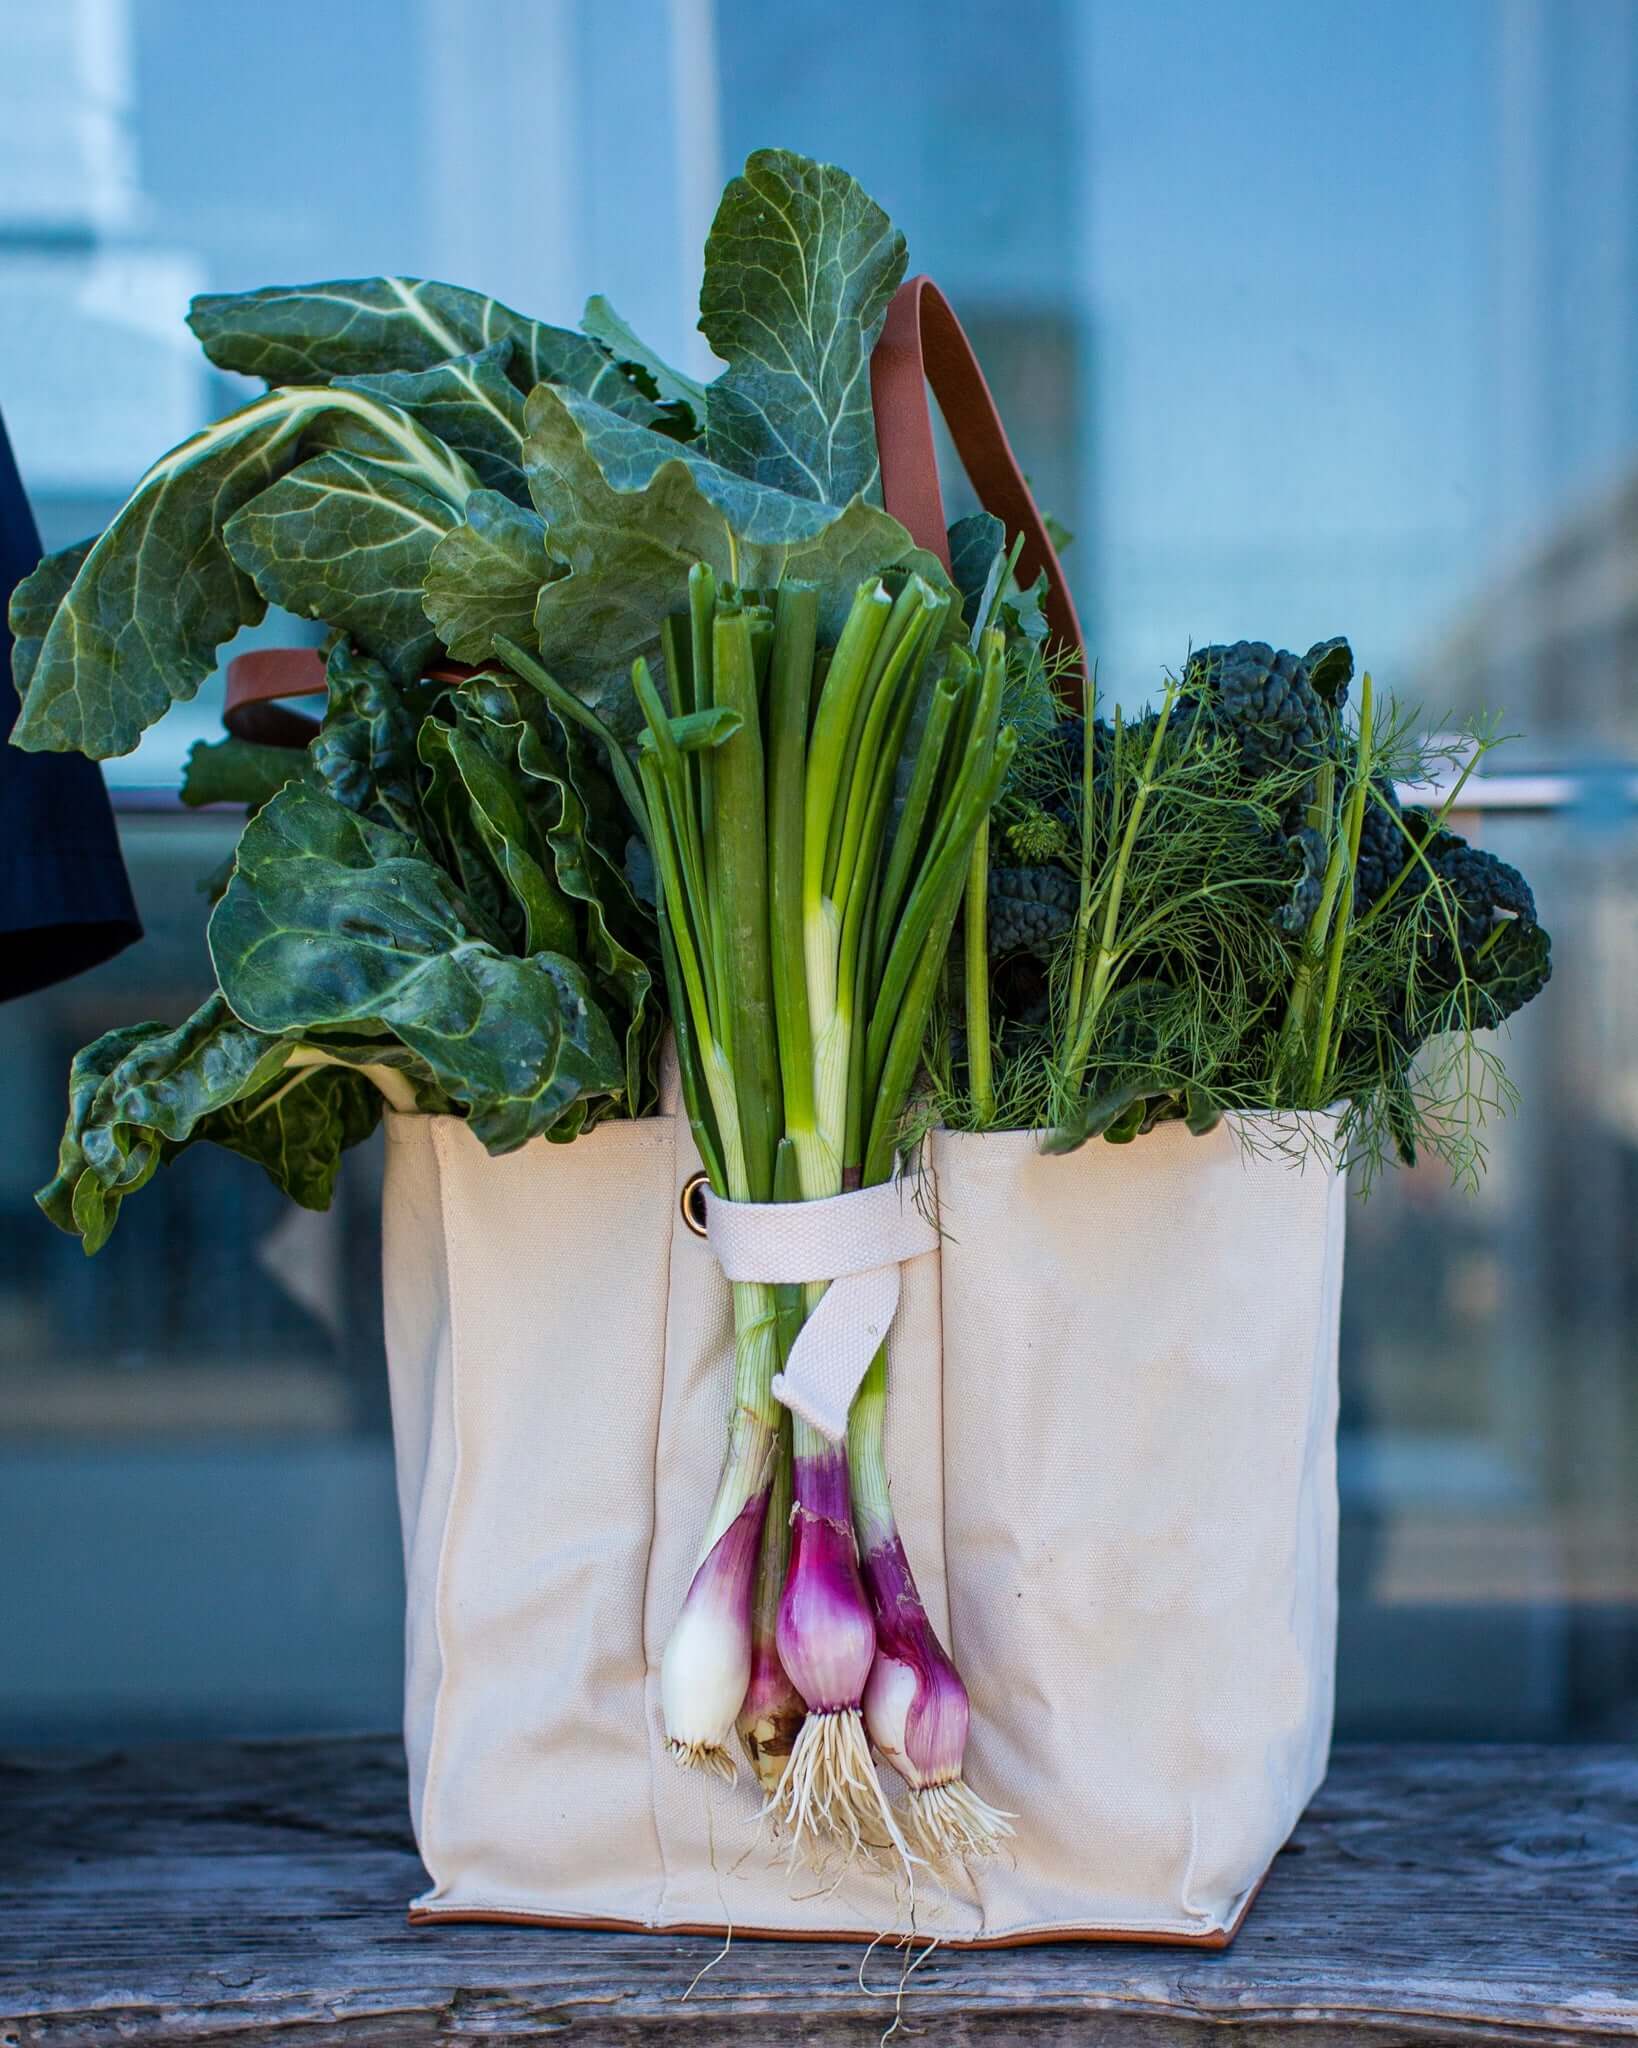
[
  {"left": 641, "top": 565, "right": 1013, "bottom": 1872},
  {"left": 645, "top": 568, "right": 786, "bottom": 1782},
  {"left": 769, "top": 589, "right": 1016, "bottom": 1871}
]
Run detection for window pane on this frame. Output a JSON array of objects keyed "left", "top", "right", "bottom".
[{"left": 3, "top": 0, "right": 1634, "bottom": 1745}]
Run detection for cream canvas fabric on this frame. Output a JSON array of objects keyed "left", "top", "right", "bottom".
[{"left": 382, "top": 1094, "right": 1344, "bottom": 1943}]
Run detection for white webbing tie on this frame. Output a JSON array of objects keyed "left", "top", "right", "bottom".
[{"left": 705, "top": 1179, "right": 940, "bottom": 1442}]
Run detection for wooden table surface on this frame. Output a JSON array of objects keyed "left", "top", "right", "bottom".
[{"left": 3, "top": 1738, "right": 1635, "bottom": 2045}]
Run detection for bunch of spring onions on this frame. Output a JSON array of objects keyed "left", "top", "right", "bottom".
[{"left": 629, "top": 563, "right": 1015, "bottom": 1871}]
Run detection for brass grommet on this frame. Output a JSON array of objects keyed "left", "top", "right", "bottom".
[{"left": 680, "top": 1170, "right": 710, "bottom": 1238}]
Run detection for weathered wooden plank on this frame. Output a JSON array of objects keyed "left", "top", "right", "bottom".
[{"left": 1, "top": 1740, "right": 1634, "bottom": 2046}]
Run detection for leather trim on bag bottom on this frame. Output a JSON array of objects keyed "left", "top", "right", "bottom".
[{"left": 405, "top": 1875, "right": 1263, "bottom": 1950}]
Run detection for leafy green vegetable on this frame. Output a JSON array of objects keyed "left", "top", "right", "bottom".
[
  {"left": 187, "top": 275, "right": 659, "bottom": 413},
  {"left": 335, "top": 342, "right": 530, "bottom": 498},
  {"left": 929, "top": 637, "right": 1552, "bottom": 1191},
  {"left": 7, "top": 538, "right": 94, "bottom": 698},
  {"left": 523, "top": 384, "right": 954, "bottom": 733},
  {"left": 209, "top": 780, "right": 625, "bottom": 1151},
  {"left": 181, "top": 733, "right": 307, "bottom": 810},
  {"left": 699, "top": 149, "right": 906, "bottom": 503},
  {"left": 11, "top": 387, "right": 474, "bottom": 757},
  {"left": 546, "top": 388, "right": 839, "bottom": 543},
  {"left": 307, "top": 641, "right": 423, "bottom": 831},
  {"left": 948, "top": 513, "right": 1006, "bottom": 629},
  {"left": 581, "top": 294, "right": 709, "bottom": 423},
  {"left": 423, "top": 489, "right": 554, "bottom": 665},
  {"left": 417, "top": 716, "right": 578, "bottom": 955},
  {"left": 222, "top": 450, "right": 460, "bottom": 681},
  {"left": 37, "top": 996, "right": 396, "bottom": 1253}
]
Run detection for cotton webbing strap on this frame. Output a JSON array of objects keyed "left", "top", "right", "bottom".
[{"left": 704, "top": 1180, "right": 940, "bottom": 1442}]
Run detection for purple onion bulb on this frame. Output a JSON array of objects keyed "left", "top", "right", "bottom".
[{"left": 776, "top": 1446, "right": 875, "bottom": 1712}]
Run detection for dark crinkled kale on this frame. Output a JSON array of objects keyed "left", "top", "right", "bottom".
[
  {"left": 1278, "top": 824, "right": 1329, "bottom": 934},
  {"left": 1185, "top": 639, "right": 1331, "bottom": 775},
  {"left": 1353, "top": 780, "right": 1404, "bottom": 906},
  {"left": 988, "top": 864, "right": 1081, "bottom": 961}
]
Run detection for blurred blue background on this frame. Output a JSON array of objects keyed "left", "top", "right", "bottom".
[{"left": 2, "top": 0, "right": 1634, "bottom": 1743}]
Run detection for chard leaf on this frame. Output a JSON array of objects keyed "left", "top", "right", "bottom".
[
  {"left": 423, "top": 489, "right": 554, "bottom": 665},
  {"left": 222, "top": 450, "right": 459, "bottom": 681},
  {"left": 181, "top": 734, "right": 307, "bottom": 809},
  {"left": 210, "top": 781, "right": 625, "bottom": 1149},
  {"left": 187, "top": 276, "right": 657, "bottom": 414},
  {"left": 11, "top": 386, "right": 475, "bottom": 758},
  {"left": 522, "top": 384, "right": 952, "bottom": 730},
  {"left": 335, "top": 342, "right": 529, "bottom": 499},
  {"left": 581, "top": 295, "right": 709, "bottom": 422},
  {"left": 699, "top": 149, "right": 906, "bottom": 504},
  {"left": 8, "top": 538, "right": 94, "bottom": 698},
  {"left": 37, "top": 995, "right": 384, "bottom": 1252}
]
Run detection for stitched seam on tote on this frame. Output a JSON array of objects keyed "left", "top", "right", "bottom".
[
  {"left": 414, "top": 1119, "right": 466, "bottom": 1906},
  {"left": 640, "top": 1105, "right": 681, "bottom": 1926},
  {"left": 413, "top": 1896, "right": 1230, "bottom": 1938}
]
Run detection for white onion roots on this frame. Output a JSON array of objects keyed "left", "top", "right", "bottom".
[
  {"left": 901, "top": 1776, "right": 1015, "bottom": 1867},
  {"left": 763, "top": 1706, "right": 913, "bottom": 1874},
  {"left": 667, "top": 1736, "right": 738, "bottom": 1785}
]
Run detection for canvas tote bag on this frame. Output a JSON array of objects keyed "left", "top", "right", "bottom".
[{"left": 231, "top": 280, "right": 1347, "bottom": 1943}]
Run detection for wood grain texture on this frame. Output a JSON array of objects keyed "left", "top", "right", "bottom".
[{"left": 2, "top": 1739, "right": 1634, "bottom": 2046}]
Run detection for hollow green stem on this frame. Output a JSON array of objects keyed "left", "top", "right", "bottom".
[
  {"left": 1062, "top": 684, "right": 1178, "bottom": 1097},
  {"left": 1309, "top": 671, "right": 1375, "bottom": 1101},
  {"left": 964, "top": 815, "right": 994, "bottom": 1125}
]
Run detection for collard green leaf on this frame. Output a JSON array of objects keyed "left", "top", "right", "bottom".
[
  {"left": 187, "top": 276, "right": 655, "bottom": 414},
  {"left": 222, "top": 450, "right": 459, "bottom": 681},
  {"left": 35, "top": 995, "right": 389, "bottom": 1252},
  {"left": 210, "top": 781, "right": 624, "bottom": 1149},
  {"left": 522, "top": 384, "right": 953, "bottom": 731},
  {"left": 335, "top": 342, "right": 529, "bottom": 499},
  {"left": 548, "top": 388, "right": 837, "bottom": 544},
  {"left": 7, "top": 538, "right": 94, "bottom": 699},
  {"left": 181, "top": 734, "right": 307, "bottom": 809},
  {"left": 417, "top": 716, "right": 578, "bottom": 956},
  {"left": 423, "top": 489, "right": 554, "bottom": 665},
  {"left": 699, "top": 149, "right": 906, "bottom": 504},
  {"left": 947, "top": 513, "right": 1006, "bottom": 631},
  {"left": 581, "top": 295, "right": 709, "bottom": 422},
  {"left": 11, "top": 386, "right": 474, "bottom": 758},
  {"left": 512, "top": 715, "right": 658, "bottom": 1116},
  {"left": 309, "top": 642, "right": 422, "bottom": 833}
]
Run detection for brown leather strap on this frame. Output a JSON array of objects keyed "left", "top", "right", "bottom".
[
  {"left": 223, "top": 647, "right": 477, "bottom": 746},
  {"left": 872, "top": 274, "right": 1085, "bottom": 679},
  {"left": 223, "top": 648, "right": 328, "bottom": 746}
]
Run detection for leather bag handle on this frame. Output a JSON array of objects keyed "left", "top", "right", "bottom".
[
  {"left": 224, "top": 272, "right": 1082, "bottom": 744},
  {"left": 222, "top": 648, "right": 327, "bottom": 746},
  {"left": 872, "top": 274, "right": 1085, "bottom": 679}
]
